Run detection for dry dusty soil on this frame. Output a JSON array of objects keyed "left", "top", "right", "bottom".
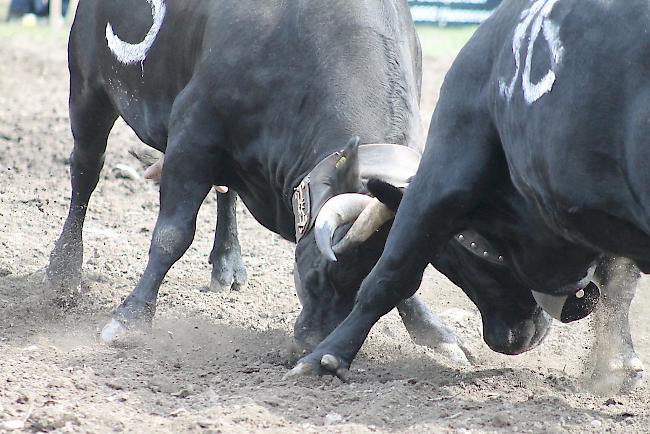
[{"left": 1, "top": 23, "right": 650, "bottom": 434}]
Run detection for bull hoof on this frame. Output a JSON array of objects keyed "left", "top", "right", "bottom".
[
  {"left": 627, "top": 357, "right": 645, "bottom": 375},
  {"left": 101, "top": 301, "right": 155, "bottom": 344},
  {"left": 284, "top": 353, "right": 350, "bottom": 381},
  {"left": 100, "top": 315, "right": 152, "bottom": 345},
  {"left": 407, "top": 328, "right": 475, "bottom": 366},
  {"left": 283, "top": 361, "right": 319, "bottom": 379},
  {"left": 100, "top": 318, "right": 128, "bottom": 344},
  {"left": 588, "top": 357, "right": 645, "bottom": 394},
  {"left": 45, "top": 240, "right": 83, "bottom": 305},
  {"left": 435, "top": 342, "right": 474, "bottom": 366},
  {"left": 44, "top": 266, "right": 82, "bottom": 308},
  {"left": 208, "top": 255, "right": 247, "bottom": 292}
]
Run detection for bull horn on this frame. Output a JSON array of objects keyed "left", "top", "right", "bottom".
[
  {"left": 531, "top": 281, "right": 600, "bottom": 323},
  {"left": 144, "top": 157, "right": 164, "bottom": 181},
  {"left": 332, "top": 198, "right": 394, "bottom": 255},
  {"left": 144, "top": 156, "right": 228, "bottom": 192},
  {"left": 315, "top": 193, "right": 373, "bottom": 261}
]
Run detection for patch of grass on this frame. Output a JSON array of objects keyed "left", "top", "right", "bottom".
[
  {"left": 416, "top": 25, "right": 478, "bottom": 59},
  {"left": 0, "top": 8, "right": 474, "bottom": 59},
  {"left": 0, "top": 21, "right": 70, "bottom": 41},
  {"left": 0, "top": 0, "right": 72, "bottom": 42}
]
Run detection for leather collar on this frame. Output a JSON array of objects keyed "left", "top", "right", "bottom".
[{"left": 455, "top": 230, "right": 506, "bottom": 265}]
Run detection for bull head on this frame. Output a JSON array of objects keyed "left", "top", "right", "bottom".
[{"left": 356, "top": 178, "right": 601, "bottom": 324}]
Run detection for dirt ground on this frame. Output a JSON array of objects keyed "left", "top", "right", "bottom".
[{"left": 1, "top": 23, "right": 650, "bottom": 434}]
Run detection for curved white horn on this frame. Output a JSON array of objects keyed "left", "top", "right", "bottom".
[
  {"left": 315, "top": 194, "right": 373, "bottom": 261},
  {"left": 144, "top": 157, "right": 164, "bottom": 181},
  {"left": 332, "top": 198, "right": 394, "bottom": 255}
]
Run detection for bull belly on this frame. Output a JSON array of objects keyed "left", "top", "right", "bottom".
[{"left": 115, "top": 101, "right": 170, "bottom": 151}]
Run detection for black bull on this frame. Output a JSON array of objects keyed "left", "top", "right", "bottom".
[
  {"left": 46, "top": 0, "right": 474, "bottom": 362},
  {"left": 291, "top": 0, "right": 650, "bottom": 378}
]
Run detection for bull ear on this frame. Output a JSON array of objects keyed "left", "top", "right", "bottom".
[
  {"left": 367, "top": 178, "right": 403, "bottom": 212},
  {"left": 329, "top": 136, "right": 361, "bottom": 193}
]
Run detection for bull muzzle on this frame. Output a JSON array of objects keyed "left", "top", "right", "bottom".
[{"left": 531, "top": 281, "right": 600, "bottom": 323}]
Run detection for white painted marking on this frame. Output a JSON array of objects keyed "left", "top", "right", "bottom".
[
  {"left": 499, "top": 0, "right": 564, "bottom": 105},
  {"left": 106, "top": 0, "right": 166, "bottom": 65}
]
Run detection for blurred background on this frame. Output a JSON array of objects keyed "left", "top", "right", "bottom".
[
  {"left": 0, "top": 0, "right": 502, "bottom": 26},
  {"left": 2, "top": 0, "right": 503, "bottom": 27},
  {"left": 0, "top": 0, "right": 500, "bottom": 61}
]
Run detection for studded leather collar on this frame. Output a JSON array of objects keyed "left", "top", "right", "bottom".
[{"left": 455, "top": 230, "right": 507, "bottom": 266}]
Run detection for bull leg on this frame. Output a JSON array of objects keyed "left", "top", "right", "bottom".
[
  {"left": 287, "top": 108, "right": 501, "bottom": 377},
  {"left": 207, "top": 190, "right": 247, "bottom": 292},
  {"left": 46, "top": 87, "right": 117, "bottom": 305},
  {"left": 139, "top": 155, "right": 246, "bottom": 291},
  {"left": 588, "top": 256, "right": 643, "bottom": 394},
  {"left": 397, "top": 295, "right": 473, "bottom": 365},
  {"left": 101, "top": 95, "right": 219, "bottom": 343}
]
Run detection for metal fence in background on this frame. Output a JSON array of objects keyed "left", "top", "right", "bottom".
[
  {"left": 6, "top": 0, "right": 503, "bottom": 28},
  {"left": 409, "top": 0, "right": 503, "bottom": 25}
]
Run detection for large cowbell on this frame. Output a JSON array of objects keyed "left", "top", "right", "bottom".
[{"left": 531, "top": 282, "right": 600, "bottom": 323}]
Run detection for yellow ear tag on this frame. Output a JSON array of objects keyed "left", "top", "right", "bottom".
[{"left": 336, "top": 156, "right": 347, "bottom": 169}]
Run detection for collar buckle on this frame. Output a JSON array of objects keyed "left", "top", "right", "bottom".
[{"left": 292, "top": 176, "right": 311, "bottom": 240}]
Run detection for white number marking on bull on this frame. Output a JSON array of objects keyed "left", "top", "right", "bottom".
[
  {"left": 106, "top": 0, "right": 166, "bottom": 65},
  {"left": 499, "top": 0, "right": 564, "bottom": 105}
]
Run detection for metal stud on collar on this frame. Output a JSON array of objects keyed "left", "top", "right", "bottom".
[{"left": 455, "top": 230, "right": 506, "bottom": 266}]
